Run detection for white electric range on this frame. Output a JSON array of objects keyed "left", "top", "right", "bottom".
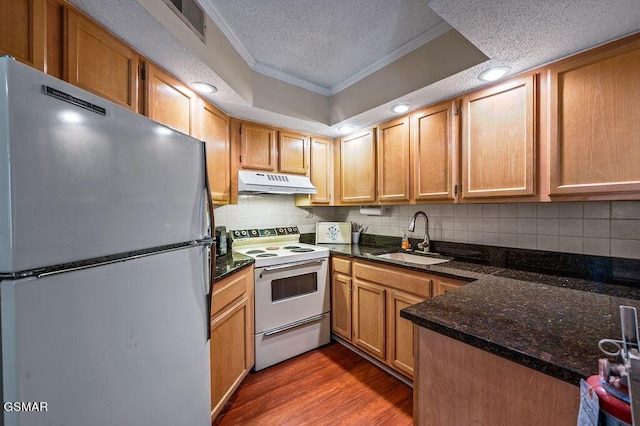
[{"left": 231, "top": 226, "right": 330, "bottom": 370}]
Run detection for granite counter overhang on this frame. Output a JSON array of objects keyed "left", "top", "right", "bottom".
[
  {"left": 322, "top": 242, "right": 640, "bottom": 386},
  {"left": 214, "top": 252, "right": 253, "bottom": 281}
]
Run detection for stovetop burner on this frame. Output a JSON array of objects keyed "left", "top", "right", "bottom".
[{"left": 230, "top": 226, "right": 329, "bottom": 267}]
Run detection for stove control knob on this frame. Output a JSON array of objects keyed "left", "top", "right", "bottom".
[
  {"left": 286, "top": 227, "right": 293, "bottom": 233},
  {"left": 292, "top": 226, "right": 298, "bottom": 233},
  {"left": 250, "top": 229, "right": 258, "bottom": 236},
  {"left": 233, "top": 230, "right": 241, "bottom": 237},
  {"left": 240, "top": 230, "right": 247, "bottom": 236},
  {"left": 278, "top": 228, "right": 285, "bottom": 234}
]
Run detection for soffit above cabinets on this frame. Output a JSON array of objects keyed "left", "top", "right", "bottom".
[{"left": 66, "top": 0, "right": 640, "bottom": 138}]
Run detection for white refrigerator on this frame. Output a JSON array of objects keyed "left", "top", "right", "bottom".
[{"left": 0, "top": 57, "right": 212, "bottom": 425}]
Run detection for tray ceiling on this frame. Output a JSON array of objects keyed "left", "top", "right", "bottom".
[{"left": 65, "top": 0, "right": 640, "bottom": 137}]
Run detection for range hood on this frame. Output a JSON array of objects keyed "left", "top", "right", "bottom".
[{"left": 238, "top": 170, "right": 317, "bottom": 195}]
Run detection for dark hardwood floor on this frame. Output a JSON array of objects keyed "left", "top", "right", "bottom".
[{"left": 213, "top": 340, "right": 413, "bottom": 425}]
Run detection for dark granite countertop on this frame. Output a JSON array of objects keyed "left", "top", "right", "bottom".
[
  {"left": 316, "top": 239, "right": 640, "bottom": 386},
  {"left": 214, "top": 252, "right": 253, "bottom": 281}
]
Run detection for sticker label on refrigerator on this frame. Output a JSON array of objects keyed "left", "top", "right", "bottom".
[{"left": 43, "top": 86, "right": 106, "bottom": 116}]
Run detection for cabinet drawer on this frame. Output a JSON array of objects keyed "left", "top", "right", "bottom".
[
  {"left": 332, "top": 257, "right": 352, "bottom": 275},
  {"left": 353, "top": 261, "right": 430, "bottom": 298},
  {"left": 212, "top": 270, "right": 249, "bottom": 318}
]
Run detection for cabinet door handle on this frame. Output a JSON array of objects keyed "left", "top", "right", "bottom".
[{"left": 263, "top": 314, "right": 326, "bottom": 336}]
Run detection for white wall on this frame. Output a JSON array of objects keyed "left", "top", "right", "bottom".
[{"left": 213, "top": 198, "right": 640, "bottom": 260}]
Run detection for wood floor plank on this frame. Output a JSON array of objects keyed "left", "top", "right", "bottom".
[{"left": 213, "top": 340, "right": 413, "bottom": 425}]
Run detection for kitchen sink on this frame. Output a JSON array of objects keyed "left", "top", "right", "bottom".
[{"left": 376, "top": 252, "right": 451, "bottom": 266}]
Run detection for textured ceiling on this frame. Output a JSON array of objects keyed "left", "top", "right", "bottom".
[
  {"left": 200, "top": 0, "right": 449, "bottom": 95},
  {"left": 66, "top": 0, "right": 640, "bottom": 138}
]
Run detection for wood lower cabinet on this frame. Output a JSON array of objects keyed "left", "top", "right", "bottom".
[
  {"left": 377, "top": 116, "right": 410, "bottom": 202},
  {"left": 338, "top": 129, "right": 377, "bottom": 204},
  {"left": 331, "top": 256, "right": 432, "bottom": 379},
  {"left": 331, "top": 256, "right": 352, "bottom": 340},
  {"left": 145, "top": 63, "right": 197, "bottom": 135},
  {"left": 0, "top": 0, "right": 46, "bottom": 70},
  {"left": 387, "top": 290, "right": 423, "bottom": 377},
  {"left": 197, "top": 99, "right": 231, "bottom": 204},
  {"left": 414, "top": 327, "right": 578, "bottom": 425},
  {"left": 461, "top": 74, "right": 536, "bottom": 199},
  {"left": 210, "top": 265, "right": 254, "bottom": 421},
  {"left": 433, "top": 276, "right": 468, "bottom": 296},
  {"left": 353, "top": 280, "right": 386, "bottom": 359},
  {"left": 548, "top": 35, "right": 640, "bottom": 198},
  {"left": 65, "top": 9, "right": 139, "bottom": 111},
  {"left": 411, "top": 100, "right": 458, "bottom": 201}
]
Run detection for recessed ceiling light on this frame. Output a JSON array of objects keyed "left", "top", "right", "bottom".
[
  {"left": 338, "top": 125, "right": 354, "bottom": 134},
  {"left": 478, "top": 66, "right": 511, "bottom": 82},
  {"left": 190, "top": 82, "right": 217, "bottom": 94},
  {"left": 392, "top": 104, "right": 410, "bottom": 113}
]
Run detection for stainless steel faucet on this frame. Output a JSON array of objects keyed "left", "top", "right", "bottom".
[{"left": 408, "top": 211, "right": 430, "bottom": 252}]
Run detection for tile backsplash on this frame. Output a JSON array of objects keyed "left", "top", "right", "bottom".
[
  {"left": 213, "top": 198, "right": 640, "bottom": 260},
  {"left": 213, "top": 195, "right": 336, "bottom": 234}
]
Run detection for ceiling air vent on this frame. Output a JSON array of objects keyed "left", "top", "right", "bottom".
[{"left": 163, "top": 0, "right": 205, "bottom": 41}]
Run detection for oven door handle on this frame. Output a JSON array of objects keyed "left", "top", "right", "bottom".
[
  {"left": 263, "top": 314, "right": 327, "bottom": 336},
  {"left": 259, "top": 258, "right": 326, "bottom": 277}
]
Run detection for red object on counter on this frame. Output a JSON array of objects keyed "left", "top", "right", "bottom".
[{"left": 586, "top": 375, "right": 632, "bottom": 425}]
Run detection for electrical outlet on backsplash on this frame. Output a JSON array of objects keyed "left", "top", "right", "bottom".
[{"left": 213, "top": 198, "right": 640, "bottom": 260}]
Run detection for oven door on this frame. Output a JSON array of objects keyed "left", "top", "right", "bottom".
[{"left": 254, "top": 257, "right": 329, "bottom": 334}]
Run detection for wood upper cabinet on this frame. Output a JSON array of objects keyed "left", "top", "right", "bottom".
[
  {"left": 338, "top": 129, "right": 377, "bottom": 204},
  {"left": 461, "top": 74, "right": 536, "bottom": 199},
  {"left": 145, "top": 63, "right": 196, "bottom": 135},
  {"left": 377, "top": 116, "right": 410, "bottom": 202},
  {"left": 239, "top": 122, "right": 277, "bottom": 171},
  {"left": 309, "top": 136, "right": 333, "bottom": 204},
  {"left": 0, "top": 0, "right": 46, "bottom": 70},
  {"left": 196, "top": 99, "right": 231, "bottom": 204},
  {"left": 65, "top": 9, "right": 139, "bottom": 111},
  {"left": 278, "top": 130, "right": 308, "bottom": 175},
  {"left": 411, "top": 100, "right": 458, "bottom": 201},
  {"left": 210, "top": 265, "right": 254, "bottom": 421},
  {"left": 548, "top": 35, "right": 640, "bottom": 198}
]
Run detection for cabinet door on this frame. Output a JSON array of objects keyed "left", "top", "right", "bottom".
[
  {"left": 198, "top": 99, "right": 231, "bottom": 204},
  {"left": 378, "top": 116, "right": 410, "bottom": 202},
  {"left": 145, "top": 63, "right": 196, "bottom": 135},
  {"left": 339, "top": 129, "right": 377, "bottom": 203},
  {"left": 0, "top": 0, "right": 45, "bottom": 70},
  {"left": 210, "top": 297, "right": 250, "bottom": 418},
  {"left": 331, "top": 272, "right": 352, "bottom": 340},
  {"left": 548, "top": 37, "right": 640, "bottom": 197},
  {"left": 411, "top": 101, "right": 457, "bottom": 201},
  {"left": 309, "top": 136, "right": 332, "bottom": 204},
  {"left": 433, "top": 277, "right": 467, "bottom": 297},
  {"left": 353, "top": 280, "right": 385, "bottom": 360},
  {"left": 461, "top": 75, "right": 536, "bottom": 199},
  {"left": 388, "top": 290, "right": 424, "bottom": 378},
  {"left": 279, "top": 131, "right": 308, "bottom": 175},
  {"left": 65, "top": 10, "right": 139, "bottom": 111},
  {"left": 240, "top": 122, "right": 277, "bottom": 171}
]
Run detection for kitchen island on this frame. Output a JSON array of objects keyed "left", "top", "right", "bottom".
[{"left": 317, "top": 237, "right": 640, "bottom": 425}]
